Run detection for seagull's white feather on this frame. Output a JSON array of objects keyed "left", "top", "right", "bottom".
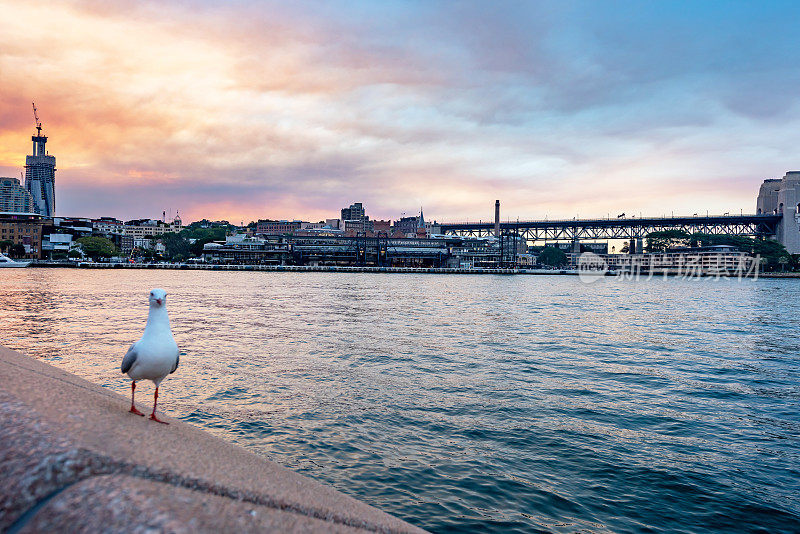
[{"left": 122, "top": 288, "right": 179, "bottom": 387}]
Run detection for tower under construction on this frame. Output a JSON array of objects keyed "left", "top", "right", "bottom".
[{"left": 25, "top": 103, "right": 56, "bottom": 217}]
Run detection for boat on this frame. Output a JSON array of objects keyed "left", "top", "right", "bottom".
[{"left": 0, "top": 252, "right": 31, "bottom": 267}]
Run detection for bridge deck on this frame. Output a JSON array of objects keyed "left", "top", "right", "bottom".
[{"left": 440, "top": 214, "right": 782, "bottom": 241}]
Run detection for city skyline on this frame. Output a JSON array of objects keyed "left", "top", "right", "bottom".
[{"left": 2, "top": 1, "right": 800, "bottom": 223}]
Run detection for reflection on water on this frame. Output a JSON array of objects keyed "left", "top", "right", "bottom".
[{"left": 2, "top": 269, "right": 800, "bottom": 533}]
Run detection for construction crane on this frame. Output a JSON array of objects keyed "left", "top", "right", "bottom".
[{"left": 32, "top": 102, "right": 42, "bottom": 136}]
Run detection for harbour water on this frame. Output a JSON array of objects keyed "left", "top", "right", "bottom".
[{"left": 2, "top": 269, "right": 799, "bottom": 533}]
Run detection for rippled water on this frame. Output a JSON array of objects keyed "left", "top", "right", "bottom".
[{"left": 2, "top": 269, "right": 800, "bottom": 533}]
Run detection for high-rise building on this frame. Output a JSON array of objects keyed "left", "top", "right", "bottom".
[
  {"left": 341, "top": 202, "right": 365, "bottom": 221},
  {"left": 0, "top": 177, "right": 36, "bottom": 213},
  {"left": 25, "top": 115, "right": 56, "bottom": 218},
  {"left": 340, "top": 202, "right": 373, "bottom": 233}
]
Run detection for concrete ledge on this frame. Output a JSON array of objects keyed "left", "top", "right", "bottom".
[
  {"left": 0, "top": 346, "right": 426, "bottom": 533},
  {"left": 18, "top": 475, "right": 366, "bottom": 533}
]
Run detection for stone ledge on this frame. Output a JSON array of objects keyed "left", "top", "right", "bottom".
[
  {"left": 0, "top": 346, "right": 426, "bottom": 533},
  {"left": 18, "top": 475, "right": 366, "bottom": 534}
]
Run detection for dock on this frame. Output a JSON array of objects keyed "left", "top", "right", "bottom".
[
  {"left": 65, "top": 262, "right": 575, "bottom": 275},
  {"left": 0, "top": 345, "right": 426, "bottom": 533}
]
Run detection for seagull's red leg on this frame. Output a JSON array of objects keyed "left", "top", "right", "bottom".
[
  {"left": 149, "top": 387, "right": 169, "bottom": 424},
  {"left": 129, "top": 381, "right": 144, "bottom": 416}
]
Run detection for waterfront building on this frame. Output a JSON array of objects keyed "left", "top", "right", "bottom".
[
  {"left": 0, "top": 177, "right": 36, "bottom": 214},
  {"left": 40, "top": 233, "right": 76, "bottom": 258},
  {"left": 255, "top": 220, "right": 303, "bottom": 235},
  {"left": 343, "top": 219, "right": 373, "bottom": 234},
  {"left": 372, "top": 219, "right": 391, "bottom": 234},
  {"left": 114, "top": 234, "right": 135, "bottom": 254},
  {"left": 394, "top": 216, "right": 418, "bottom": 237},
  {"left": 756, "top": 171, "right": 800, "bottom": 253},
  {"left": 296, "top": 227, "right": 345, "bottom": 237},
  {"left": 92, "top": 216, "right": 135, "bottom": 252},
  {"left": 128, "top": 236, "right": 165, "bottom": 253},
  {"left": 0, "top": 212, "right": 44, "bottom": 259},
  {"left": 295, "top": 221, "right": 345, "bottom": 237},
  {"left": 300, "top": 221, "right": 327, "bottom": 230},
  {"left": 132, "top": 237, "right": 153, "bottom": 250},
  {"left": 40, "top": 217, "right": 94, "bottom": 259},
  {"left": 25, "top": 122, "right": 56, "bottom": 217},
  {"left": 340, "top": 202, "right": 373, "bottom": 234},
  {"left": 122, "top": 217, "right": 183, "bottom": 238},
  {"left": 203, "top": 234, "right": 288, "bottom": 264},
  {"left": 39, "top": 216, "right": 133, "bottom": 258},
  {"left": 568, "top": 246, "right": 757, "bottom": 276},
  {"left": 201, "top": 233, "right": 501, "bottom": 268},
  {"left": 51, "top": 217, "right": 93, "bottom": 237},
  {"left": 92, "top": 217, "right": 124, "bottom": 235},
  {"left": 447, "top": 236, "right": 501, "bottom": 268},
  {"left": 343, "top": 219, "right": 374, "bottom": 233},
  {"left": 517, "top": 253, "right": 537, "bottom": 268}
]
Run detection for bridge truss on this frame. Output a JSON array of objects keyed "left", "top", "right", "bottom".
[{"left": 441, "top": 215, "right": 782, "bottom": 243}]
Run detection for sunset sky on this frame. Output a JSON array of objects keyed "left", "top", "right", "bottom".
[{"left": 1, "top": 0, "right": 799, "bottom": 224}]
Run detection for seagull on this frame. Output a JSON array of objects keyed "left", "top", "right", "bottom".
[{"left": 121, "top": 288, "right": 179, "bottom": 424}]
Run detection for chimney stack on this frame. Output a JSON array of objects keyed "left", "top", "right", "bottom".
[{"left": 494, "top": 200, "right": 500, "bottom": 237}]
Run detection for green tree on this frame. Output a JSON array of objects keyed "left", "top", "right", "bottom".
[
  {"left": 173, "top": 226, "right": 228, "bottom": 258},
  {"left": 76, "top": 236, "right": 116, "bottom": 259},
  {"left": 645, "top": 230, "right": 691, "bottom": 252},
  {"left": 136, "top": 247, "right": 155, "bottom": 260},
  {"left": 184, "top": 220, "right": 232, "bottom": 233},
  {"left": 190, "top": 237, "right": 218, "bottom": 257},
  {"left": 159, "top": 232, "right": 191, "bottom": 260},
  {"left": 0, "top": 239, "right": 13, "bottom": 254},
  {"left": 537, "top": 246, "right": 567, "bottom": 267},
  {"left": 9, "top": 243, "right": 26, "bottom": 258},
  {"left": 179, "top": 226, "right": 227, "bottom": 242}
]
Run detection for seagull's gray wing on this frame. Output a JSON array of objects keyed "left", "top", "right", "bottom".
[
  {"left": 121, "top": 343, "right": 138, "bottom": 374},
  {"left": 170, "top": 349, "right": 179, "bottom": 374}
]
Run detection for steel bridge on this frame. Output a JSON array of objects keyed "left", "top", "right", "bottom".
[{"left": 440, "top": 214, "right": 783, "bottom": 242}]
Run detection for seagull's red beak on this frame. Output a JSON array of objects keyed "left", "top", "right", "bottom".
[{"left": 156, "top": 299, "right": 163, "bottom": 305}]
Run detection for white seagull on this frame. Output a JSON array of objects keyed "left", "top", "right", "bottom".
[{"left": 121, "top": 288, "right": 180, "bottom": 424}]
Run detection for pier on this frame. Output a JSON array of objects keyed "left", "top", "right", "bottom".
[
  {"left": 0, "top": 345, "right": 425, "bottom": 533},
  {"left": 29, "top": 262, "right": 797, "bottom": 277},
  {"left": 69, "top": 262, "right": 569, "bottom": 275}
]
